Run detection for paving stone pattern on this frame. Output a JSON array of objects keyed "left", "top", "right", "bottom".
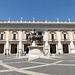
[{"left": 0, "top": 55, "right": 75, "bottom": 75}]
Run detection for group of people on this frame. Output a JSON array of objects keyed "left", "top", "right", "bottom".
[
  {"left": 16, "top": 50, "right": 22, "bottom": 57},
  {"left": 4, "top": 49, "right": 28, "bottom": 57},
  {"left": 5, "top": 49, "right": 10, "bottom": 56}
]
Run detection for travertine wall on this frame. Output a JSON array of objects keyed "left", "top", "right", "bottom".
[
  {"left": 73, "top": 31, "right": 74, "bottom": 40},
  {"left": 3, "top": 30, "right": 75, "bottom": 41},
  {"left": 4, "top": 31, "right": 6, "bottom": 40},
  {"left": 67, "top": 31, "right": 69, "bottom": 40},
  {"left": 10, "top": 31, "right": 12, "bottom": 40},
  {"left": 17, "top": 31, "right": 19, "bottom": 40},
  {"left": 55, "top": 31, "right": 57, "bottom": 40},
  {"left": 48, "top": 31, "right": 50, "bottom": 40},
  {"left": 23, "top": 31, "right": 25, "bottom": 40},
  {"left": 61, "top": 31, "right": 63, "bottom": 40}
]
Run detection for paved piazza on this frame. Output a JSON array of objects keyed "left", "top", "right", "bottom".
[{"left": 0, "top": 55, "right": 75, "bottom": 75}]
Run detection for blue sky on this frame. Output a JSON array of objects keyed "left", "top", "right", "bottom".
[{"left": 0, "top": 0, "right": 75, "bottom": 21}]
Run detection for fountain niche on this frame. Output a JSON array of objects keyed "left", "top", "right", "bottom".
[{"left": 28, "top": 30, "right": 44, "bottom": 59}]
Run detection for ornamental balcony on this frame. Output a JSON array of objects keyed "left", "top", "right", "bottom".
[
  {"left": 61, "top": 39, "right": 70, "bottom": 44},
  {"left": 48, "top": 39, "right": 58, "bottom": 44}
]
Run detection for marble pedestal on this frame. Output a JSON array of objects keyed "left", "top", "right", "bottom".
[{"left": 28, "top": 46, "right": 44, "bottom": 61}]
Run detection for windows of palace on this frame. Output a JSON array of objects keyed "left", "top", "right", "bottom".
[
  {"left": 0, "top": 32, "right": 4, "bottom": 40},
  {"left": 12, "top": 31, "right": 17, "bottom": 40},
  {"left": 63, "top": 31, "right": 67, "bottom": 40},
  {"left": 50, "top": 31, "right": 55, "bottom": 40}
]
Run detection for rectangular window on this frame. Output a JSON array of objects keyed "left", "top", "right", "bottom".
[
  {"left": 64, "top": 34, "right": 66, "bottom": 40},
  {"left": 13, "top": 34, "right": 16, "bottom": 40},
  {"left": 38, "top": 32, "right": 42, "bottom": 35},
  {"left": 1, "top": 34, "right": 3, "bottom": 40},
  {"left": 51, "top": 34, "right": 54, "bottom": 39}
]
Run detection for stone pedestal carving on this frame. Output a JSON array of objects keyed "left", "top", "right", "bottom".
[{"left": 28, "top": 41, "right": 43, "bottom": 61}]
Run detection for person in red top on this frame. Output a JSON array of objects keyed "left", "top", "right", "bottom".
[{"left": 41, "top": 39, "right": 43, "bottom": 42}]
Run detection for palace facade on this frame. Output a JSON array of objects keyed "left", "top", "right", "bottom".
[{"left": 0, "top": 18, "right": 75, "bottom": 55}]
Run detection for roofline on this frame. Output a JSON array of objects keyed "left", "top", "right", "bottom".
[{"left": 0, "top": 20, "right": 75, "bottom": 24}]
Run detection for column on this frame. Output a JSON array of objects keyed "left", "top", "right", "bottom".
[
  {"left": 44, "top": 30, "right": 49, "bottom": 56},
  {"left": 69, "top": 30, "right": 75, "bottom": 54},
  {"left": 5, "top": 30, "right": 10, "bottom": 55},
  {"left": 18, "top": 30, "right": 22, "bottom": 56},
  {"left": 57, "top": 30, "right": 62, "bottom": 54}
]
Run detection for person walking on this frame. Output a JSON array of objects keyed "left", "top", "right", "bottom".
[{"left": 5, "top": 50, "right": 7, "bottom": 56}]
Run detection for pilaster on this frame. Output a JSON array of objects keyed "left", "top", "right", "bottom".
[
  {"left": 18, "top": 30, "right": 23, "bottom": 52},
  {"left": 69, "top": 30, "right": 75, "bottom": 54},
  {"left": 57, "top": 30, "right": 63, "bottom": 54},
  {"left": 44, "top": 30, "right": 50, "bottom": 56},
  {"left": 5, "top": 30, "right": 10, "bottom": 55}
]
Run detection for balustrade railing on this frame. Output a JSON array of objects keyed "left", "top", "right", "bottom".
[{"left": 0, "top": 20, "right": 75, "bottom": 24}]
